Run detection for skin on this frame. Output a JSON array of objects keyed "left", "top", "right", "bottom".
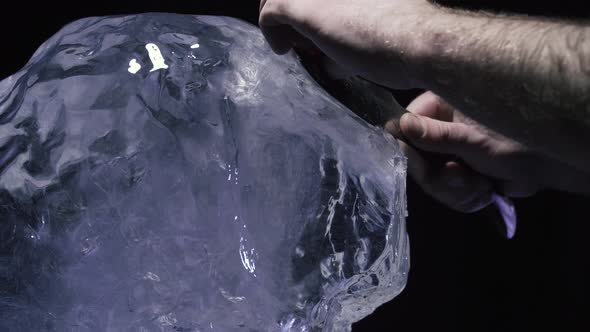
[{"left": 259, "top": 0, "right": 590, "bottom": 212}]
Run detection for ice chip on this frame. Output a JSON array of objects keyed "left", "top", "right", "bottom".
[{"left": 0, "top": 13, "right": 409, "bottom": 332}]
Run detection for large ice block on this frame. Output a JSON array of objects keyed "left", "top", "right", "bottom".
[{"left": 0, "top": 13, "right": 408, "bottom": 331}]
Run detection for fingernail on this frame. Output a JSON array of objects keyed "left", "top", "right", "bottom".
[
  {"left": 385, "top": 119, "right": 402, "bottom": 138},
  {"left": 401, "top": 113, "right": 425, "bottom": 140}
]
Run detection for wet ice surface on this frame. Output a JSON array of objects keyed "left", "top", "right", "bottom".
[{"left": 0, "top": 14, "right": 408, "bottom": 331}]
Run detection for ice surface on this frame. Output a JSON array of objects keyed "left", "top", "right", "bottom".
[{"left": 0, "top": 14, "right": 408, "bottom": 332}]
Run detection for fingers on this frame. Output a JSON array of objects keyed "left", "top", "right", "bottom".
[
  {"left": 401, "top": 91, "right": 488, "bottom": 157},
  {"left": 400, "top": 112, "right": 484, "bottom": 156},
  {"left": 407, "top": 91, "right": 454, "bottom": 121},
  {"left": 397, "top": 91, "right": 493, "bottom": 212},
  {"left": 259, "top": 0, "right": 313, "bottom": 54},
  {"left": 259, "top": 0, "right": 296, "bottom": 54},
  {"left": 399, "top": 141, "right": 495, "bottom": 213}
]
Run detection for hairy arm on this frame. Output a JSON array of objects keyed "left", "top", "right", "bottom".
[
  {"left": 405, "top": 8, "right": 590, "bottom": 170},
  {"left": 260, "top": 0, "right": 590, "bottom": 170}
]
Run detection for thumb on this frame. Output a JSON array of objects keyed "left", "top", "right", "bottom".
[{"left": 400, "top": 113, "right": 478, "bottom": 155}]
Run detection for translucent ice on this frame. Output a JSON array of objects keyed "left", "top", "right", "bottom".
[{"left": 0, "top": 14, "right": 408, "bottom": 331}]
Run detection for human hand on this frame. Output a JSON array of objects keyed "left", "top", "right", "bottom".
[
  {"left": 387, "top": 92, "right": 590, "bottom": 213},
  {"left": 259, "top": 0, "right": 436, "bottom": 89}
]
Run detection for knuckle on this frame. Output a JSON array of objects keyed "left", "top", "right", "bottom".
[
  {"left": 446, "top": 123, "right": 473, "bottom": 150},
  {"left": 435, "top": 122, "right": 452, "bottom": 143},
  {"left": 449, "top": 123, "right": 467, "bottom": 142},
  {"left": 260, "top": 0, "right": 300, "bottom": 30},
  {"left": 425, "top": 91, "right": 442, "bottom": 106},
  {"left": 261, "top": 0, "right": 290, "bottom": 17}
]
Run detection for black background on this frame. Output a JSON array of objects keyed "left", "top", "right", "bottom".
[{"left": 1, "top": 1, "right": 589, "bottom": 331}]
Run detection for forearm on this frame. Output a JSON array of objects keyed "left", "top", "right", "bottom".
[{"left": 401, "top": 7, "right": 590, "bottom": 170}]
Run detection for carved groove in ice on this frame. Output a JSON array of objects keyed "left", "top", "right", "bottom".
[{"left": 0, "top": 13, "right": 409, "bottom": 332}]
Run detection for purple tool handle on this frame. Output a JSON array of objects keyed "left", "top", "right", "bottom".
[{"left": 492, "top": 193, "right": 517, "bottom": 239}]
